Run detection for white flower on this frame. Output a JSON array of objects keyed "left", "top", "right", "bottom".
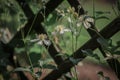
[
  {"left": 52, "top": 25, "right": 71, "bottom": 35},
  {"left": 67, "top": 17, "right": 72, "bottom": 23},
  {"left": 76, "top": 22, "right": 82, "bottom": 27},
  {"left": 55, "top": 9, "right": 65, "bottom": 17},
  {"left": 79, "top": 15, "right": 94, "bottom": 29},
  {"left": 30, "top": 34, "right": 51, "bottom": 46}
]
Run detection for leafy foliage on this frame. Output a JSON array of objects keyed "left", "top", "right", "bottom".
[
  {"left": 97, "top": 71, "right": 110, "bottom": 80},
  {"left": 0, "top": 0, "right": 119, "bottom": 80},
  {"left": 97, "top": 37, "right": 120, "bottom": 60},
  {"left": 82, "top": 49, "right": 100, "bottom": 61}
]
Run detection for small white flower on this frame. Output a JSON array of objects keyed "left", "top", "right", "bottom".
[
  {"left": 67, "top": 17, "right": 72, "bottom": 23},
  {"left": 30, "top": 39, "right": 39, "bottom": 42},
  {"left": 30, "top": 34, "right": 51, "bottom": 46},
  {"left": 38, "top": 60, "right": 44, "bottom": 67},
  {"left": 79, "top": 15, "right": 94, "bottom": 29},
  {"left": 76, "top": 22, "right": 82, "bottom": 27},
  {"left": 52, "top": 25, "right": 71, "bottom": 35},
  {"left": 56, "top": 9, "right": 65, "bottom": 17}
]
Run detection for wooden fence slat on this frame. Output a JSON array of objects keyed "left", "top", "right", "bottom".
[{"left": 17, "top": 0, "right": 34, "bottom": 18}]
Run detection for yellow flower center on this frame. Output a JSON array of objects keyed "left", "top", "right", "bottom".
[
  {"left": 56, "top": 25, "right": 64, "bottom": 32},
  {"left": 38, "top": 34, "right": 47, "bottom": 40}
]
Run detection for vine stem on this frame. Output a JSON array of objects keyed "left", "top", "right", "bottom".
[
  {"left": 20, "top": 17, "right": 37, "bottom": 78},
  {"left": 25, "top": 43, "right": 34, "bottom": 72},
  {"left": 27, "top": 13, "right": 38, "bottom": 37},
  {"left": 112, "top": 4, "right": 119, "bottom": 17}
]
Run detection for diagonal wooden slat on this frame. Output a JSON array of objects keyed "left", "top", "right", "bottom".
[
  {"left": 68, "top": 0, "right": 120, "bottom": 79},
  {"left": 43, "top": 17, "right": 120, "bottom": 80},
  {"left": 17, "top": 0, "right": 34, "bottom": 18},
  {"left": 8, "top": 0, "right": 64, "bottom": 65},
  {"left": 67, "top": 0, "right": 85, "bottom": 15}
]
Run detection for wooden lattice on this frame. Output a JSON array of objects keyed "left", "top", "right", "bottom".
[{"left": 2, "top": 0, "right": 120, "bottom": 80}]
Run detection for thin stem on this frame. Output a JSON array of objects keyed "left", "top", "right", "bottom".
[
  {"left": 114, "top": 59, "right": 118, "bottom": 77},
  {"left": 27, "top": 13, "right": 38, "bottom": 37},
  {"left": 25, "top": 44, "right": 34, "bottom": 72},
  {"left": 71, "top": 32, "right": 74, "bottom": 53},
  {"left": 75, "top": 35, "right": 78, "bottom": 50},
  {"left": 74, "top": 65, "right": 78, "bottom": 80},
  {"left": 75, "top": 22, "right": 78, "bottom": 50},
  {"left": 21, "top": 28, "right": 25, "bottom": 44},
  {"left": 112, "top": 4, "right": 119, "bottom": 17},
  {"left": 61, "top": 36, "right": 66, "bottom": 48},
  {"left": 75, "top": 26, "right": 82, "bottom": 50},
  {"left": 89, "top": 27, "right": 103, "bottom": 38},
  {"left": 68, "top": 15, "right": 74, "bottom": 53},
  {"left": 92, "top": 0, "right": 97, "bottom": 31},
  {"left": 93, "top": 0, "right": 95, "bottom": 20}
]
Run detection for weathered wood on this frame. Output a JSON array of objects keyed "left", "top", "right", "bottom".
[{"left": 43, "top": 17, "right": 120, "bottom": 80}]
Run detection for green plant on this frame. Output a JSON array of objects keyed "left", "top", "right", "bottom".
[{"left": 0, "top": 0, "right": 119, "bottom": 80}]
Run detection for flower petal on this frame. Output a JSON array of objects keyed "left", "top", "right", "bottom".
[
  {"left": 77, "top": 22, "right": 82, "bottom": 27},
  {"left": 30, "top": 39, "right": 39, "bottom": 42},
  {"left": 86, "top": 17, "right": 94, "bottom": 23},
  {"left": 43, "top": 40, "right": 51, "bottom": 46},
  {"left": 37, "top": 41, "right": 43, "bottom": 45},
  {"left": 67, "top": 17, "right": 72, "bottom": 23},
  {"left": 51, "top": 31, "right": 57, "bottom": 36},
  {"left": 83, "top": 21, "right": 91, "bottom": 29},
  {"left": 64, "top": 29, "right": 71, "bottom": 32},
  {"left": 60, "top": 30, "right": 64, "bottom": 34}
]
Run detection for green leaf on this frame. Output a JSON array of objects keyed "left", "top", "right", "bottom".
[
  {"left": 114, "top": 51, "right": 120, "bottom": 55},
  {"left": 47, "top": 14, "right": 53, "bottom": 22},
  {"left": 56, "top": 53, "right": 70, "bottom": 58},
  {"left": 93, "top": 54, "right": 100, "bottom": 60},
  {"left": 43, "top": 64, "right": 57, "bottom": 69},
  {"left": 71, "top": 77, "right": 77, "bottom": 80},
  {"left": 95, "top": 16, "right": 109, "bottom": 20},
  {"left": 69, "top": 57, "right": 81, "bottom": 65},
  {"left": 117, "top": 41, "right": 120, "bottom": 47},
  {"left": 82, "top": 49, "right": 100, "bottom": 60},
  {"left": 104, "top": 77, "right": 110, "bottom": 80},
  {"left": 29, "top": 44, "right": 41, "bottom": 53},
  {"left": 81, "top": 49, "right": 93, "bottom": 56},
  {"left": 14, "top": 67, "right": 32, "bottom": 73},
  {"left": 97, "top": 71, "right": 104, "bottom": 77},
  {"left": 117, "top": 0, "right": 120, "bottom": 11},
  {"left": 108, "top": 39, "right": 113, "bottom": 46},
  {"left": 95, "top": 11, "right": 110, "bottom": 15},
  {"left": 97, "top": 37, "right": 109, "bottom": 48},
  {"left": 15, "top": 47, "right": 25, "bottom": 53},
  {"left": 35, "top": 71, "right": 42, "bottom": 78}
]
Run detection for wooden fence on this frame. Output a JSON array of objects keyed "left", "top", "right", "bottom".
[{"left": 2, "top": 0, "right": 120, "bottom": 80}]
